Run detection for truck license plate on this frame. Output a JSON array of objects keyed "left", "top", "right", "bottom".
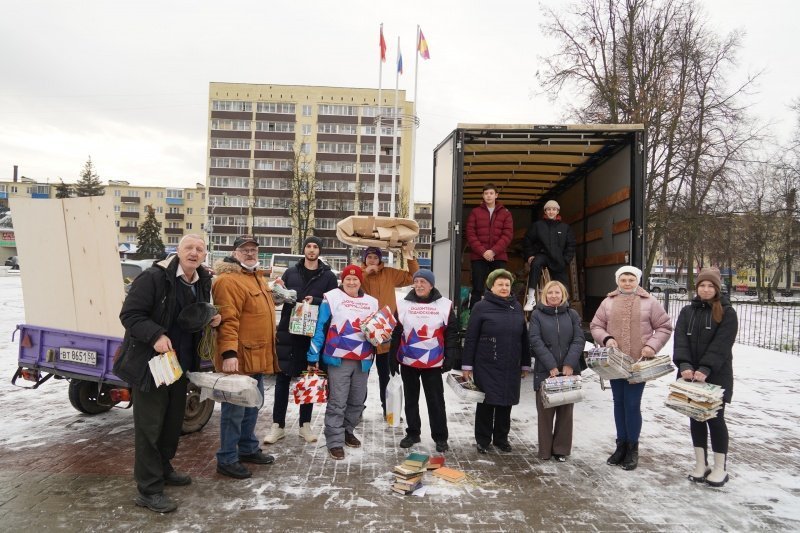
[{"left": 59, "top": 348, "right": 97, "bottom": 366}]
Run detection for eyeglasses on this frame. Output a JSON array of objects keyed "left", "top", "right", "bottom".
[{"left": 238, "top": 248, "right": 259, "bottom": 255}]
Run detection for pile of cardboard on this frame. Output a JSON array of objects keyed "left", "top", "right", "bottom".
[{"left": 666, "top": 380, "right": 725, "bottom": 421}]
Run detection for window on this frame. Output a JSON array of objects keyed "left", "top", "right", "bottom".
[
  {"left": 359, "top": 181, "right": 394, "bottom": 194},
  {"left": 158, "top": 191, "right": 164, "bottom": 198},
  {"left": 257, "top": 102, "right": 296, "bottom": 114},
  {"left": 256, "top": 140, "right": 293, "bottom": 151},
  {"left": 255, "top": 121, "right": 295, "bottom": 133},
  {"left": 126, "top": 234, "right": 136, "bottom": 243},
  {"left": 212, "top": 100, "right": 252, "bottom": 112},
  {"left": 321, "top": 237, "right": 346, "bottom": 249},
  {"left": 359, "top": 162, "right": 396, "bottom": 174},
  {"left": 316, "top": 199, "right": 355, "bottom": 211},
  {"left": 210, "top": 215, "right": 247, "bottom": 226},
  {"left": 417, "top": 250, "right": 430, "bottom": 259},
  {"left": 361, "top": 125, "right": 395, "bottom": 136},
  {"left": 168, "top": 207, "right": 181, "bottom": 214},
  {"left": 256, "top": 197, "right": 289, "bottom": 209},
  {"left": 210, "top": 176, "right": 250, "bottom": 188},
  {"left": 114, "top": 190, "right": 121, "bottom": 197},
  {"left": 315, "top": 180, "right": 356, "bottom": 192},
  {"left": 167, "top": 236, "right": 180, "bottom": 245},
  {"left": 255, "top": 159, "right": 291, "bottom": 171},
  {"left": 187, "top": 208, "right": 193, "bottom": 214},
  {"left": 157, "top": 207, "right": 163, "bottom": 214},
  {"left": 167, "top": 222, "right": 181, "bottom": 229},
  {"left": 418, "top": 219, "right": 431, "bottom": 229},
  {"left": 166, "top": 189, "right": 183, "bottom": 199},
  {"left": 186, "top": 223, "right": 192, "bottom": 230},
  {"left": 361, "top": 105, "right": 395, "bottom": 117},
  {"left": 302, "top": 124, "right": 312, "bottom": 135},
  {"left": 253, "top": 217, "right": 291, "bottom": 228},
  {"left": 317, "top": 123, "right": 357, "bottom": 135},
  {"left": 187, "top": 192, "right": 193, "bottom": 200},
  {"left": 211, "top": 158, "right": 251, "bottom": 169},
  {"left": 257, "top": 235, "right": 292, "bottom": 248},
  {"left": 416, "top": 234, "right": 432, "bottom": 244},
  {"left": 314, "top": 218, "right": 338, "bottom": 230},
  {"left": 125, "top": 221, "right": 138, "bottom": 228},
  {"left": 318, "top": 142, "right": 356, "bottom": 154},
  {"left": 300, "top": 142, "right": 310, "bottom": 154},
  {"left": 114, "top": 205, "right": 120, "bottom": 212},
  {"left": 317, "top": 161, "right": 355, "bottom": 174},
  {"left": 144, "top": 191, "right": 151, "bottom": 198},
  {"left": 211, "top": 119, "right": 251, "bottom": 131},
  {"left": 302, "top": 105, "right": 312, "bottom": 116},
  {"left": 318, "top": 104, "right": 357, "bottom": 116},
  {"left": 115, "top": 220, "right": 119, "bottom": 226},
  {"left": 211, "top": 138, "right": 251, "bottom": 150},
  {"left": 210, "top": 235, "right": 234, "bottom": 246},
  {"left": 359, "top": 201, "right": 393, "bottom": 213},
  {"left": 256, "top": 178, "right": 288, "bottom": 189}
]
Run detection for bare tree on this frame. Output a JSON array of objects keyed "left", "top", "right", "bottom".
[{"left": 287, "top": 146, "right": 317, "bottom": 253}]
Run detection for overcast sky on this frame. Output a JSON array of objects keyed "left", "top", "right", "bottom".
[{"left": 1, "top": 0, "right": 797, "bottom": 201}]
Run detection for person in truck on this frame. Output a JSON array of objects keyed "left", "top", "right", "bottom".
[
  {"left": 116, "top": 234, "right": 221, "bottom": 514},
  {"left": 465, "top": 183, "right": 514, "bottom": 309},
  {"left": 523, "top": 200, "right": 576, "bottom": 312},
  {"left": 212, "top": 235, "right": 280, "bottom": 479}
]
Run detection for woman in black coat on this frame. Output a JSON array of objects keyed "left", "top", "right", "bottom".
[
  {"left": 529, "top": 280, "right": 585, "bottom": 462},
  {"left": 462, "top": 269, "right": 531, "bottom": 454},
  {"left": 673, "top": 268, "right": 737, "bottom": 487}
]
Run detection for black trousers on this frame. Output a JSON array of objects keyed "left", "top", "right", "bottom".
[
  {"left": 471, "top": 259, "right": 507, "bottom": 308},
  {"left": 131, "top": 375, "right": 188, "bottom": 496},
  {"left": 691, "top": 404, "right": 729, "bottom": 454},
  {"left": 527, "top": 255, "right": 569, "bottom": 291},
  {"left": 272, "top": 372, "right": 313, "bottom": 427},
  {"left": 401, "top": 365, "right": 448, "bottom": 442},
  {"left": 475, "top": 402, "right": 512, "bottom": 447}
]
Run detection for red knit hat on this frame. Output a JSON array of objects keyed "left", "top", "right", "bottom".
[{"left": 341, "top": 265, "right": 364, "bottom": 284}]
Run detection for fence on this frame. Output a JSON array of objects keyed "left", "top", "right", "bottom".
[{"left": 655, "top": 293, "right": 800, "bottom": 355}]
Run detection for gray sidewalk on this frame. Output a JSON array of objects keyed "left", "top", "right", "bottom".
[{"left": 1, "top": 357, "right": 799, "bottom": 532}]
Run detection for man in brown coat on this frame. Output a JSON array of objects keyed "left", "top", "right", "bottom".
[{"left": 212, "top": 235, "right": 279, "bottom": 479}]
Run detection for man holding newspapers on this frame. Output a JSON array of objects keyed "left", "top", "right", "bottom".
[{"left": 117, "top": 234, "right": 221, "bottom": 513}]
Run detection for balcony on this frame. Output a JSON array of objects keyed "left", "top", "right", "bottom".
[
  {"left": 165, "top": 213, "right": 184, "bottom": 220},
  {"left": 166, "top": 197, "right": 184, "bottom": 206},
  {"left": 120, "top": 226, "right": 138, "bottom": 233},
  {"left": 120, "top": 211, "right": 140, "bottom": 219},
  {"left": 165, "top": 228, "right": 183, "bottom": 235},
  {"left": 120, "top": 196, "right": 140, "bottom": 204}
]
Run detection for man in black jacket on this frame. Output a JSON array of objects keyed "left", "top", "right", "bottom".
[
  {"left": 115, "top": 235, "right": 220, "bottom": 513},
  {"left": 263, "top": 236, "right": 338, "bottom": 445},
  {"left": 523, "top": 200, "right": 576, "bottom": 311}
]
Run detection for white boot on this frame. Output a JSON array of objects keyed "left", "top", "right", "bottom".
[
  {"left": 705, "top": 452, "right": 729, "bottom": 487},
  {"left": 687, "top": 447, "right": 710, "bottom": 482},
  {"left": 298, "top": 422, "right": 318, "bottom": 443},
  {"left": 523, "top": 288, "right": 536, "bottom": 312},
  {"left": 263, "top": 423, "right": 286, "bottom": 444}
]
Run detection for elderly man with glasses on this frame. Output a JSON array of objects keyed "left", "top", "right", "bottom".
[{"left": 212, "top": 235, "right": 280, "bottom": 479}]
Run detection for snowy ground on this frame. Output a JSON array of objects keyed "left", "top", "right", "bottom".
[{"left": 1, "top": 275, "right": 799, "bottom": 531}]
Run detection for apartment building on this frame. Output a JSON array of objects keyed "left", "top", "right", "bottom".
[
  {"left": 0, "top": 175, "right": 207, "bottom": 255},
  {"left": 206, "top": 82, "right": 415, "bottom": 270}
]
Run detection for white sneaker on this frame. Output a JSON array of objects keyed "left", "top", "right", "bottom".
[
  {"left": 523, "top": 296, "right": 535, "bottom": 312},
  {"left": 298, "top": 422, "right": 318, "bottom": 443},
  {"left": 263, "top": 423, "right": 286, "bottom": 444}
]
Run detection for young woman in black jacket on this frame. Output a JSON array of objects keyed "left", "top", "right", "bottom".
[{"left": 673, "top": 267, "right": 738, "bottom": 487}]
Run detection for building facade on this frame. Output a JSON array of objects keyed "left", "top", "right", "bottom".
[{"left": 206, "top": 82, "right": 415, "bottom": 269}]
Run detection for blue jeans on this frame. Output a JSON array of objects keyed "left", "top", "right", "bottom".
[
  {"left": 609, "top": 379, "right": 645, "bottom": 443},
  {"left": 216, "top": 373, "right": 264, "bottom": 466}
]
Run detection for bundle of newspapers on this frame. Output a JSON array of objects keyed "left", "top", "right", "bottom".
[
  {"left": 186, "top": 371, "right": 264, "bottom": 408},
  {"left": 627, "top": 354, "right": 675, "bottom": 384},
  {"left": 665, "top": 380, "right": 724, "bottom": 421},
  {"left": 585, "top": 346, "right": 632, "bottom": 380},
  {"left": 541, "top": 375, "right": 584, "bottom": 408}
]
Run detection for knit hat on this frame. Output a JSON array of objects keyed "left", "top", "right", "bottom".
[
  {"left": 486, "top": 268, "right": 514, "bottom": 288},
  {"left": 544, "top": 200, "right": 560, "bottom": 211},
  {"left": 412, "top": 269, "right": 435, "bottom": 286},
  {"left": 696, "top": 267, "right": 722, "bottom": 293},
  {"left": 303, "top": 236, "right": 323, "bottom": 250},
  {"left": 615, "top": 265, "right": 642, "bottom": 285},
  {"left": 362, "top": 246, "right": 383, "bottom": 263},
  {"left": 341, "top": 264, "right": 364, "bottom": 284}
]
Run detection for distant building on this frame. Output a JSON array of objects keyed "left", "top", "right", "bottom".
[{"left": 206, "top": 82, "right": 415, "bottom": 269}]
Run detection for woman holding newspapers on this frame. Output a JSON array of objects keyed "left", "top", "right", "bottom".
[
  {"left": 590, "top": 266, "right": 672, "bottom": 471},
  {"left": 462, "top": 269, "right": 531, "bottom": 454},
  {"left": 529, "top": 280, "right": 585, "bottom": 462},
  {"left": 306, "top": 265, "right": 378, "bottom": 461},
  {"left": 673, "top": 267, "right": 737, "bottom": 487}
]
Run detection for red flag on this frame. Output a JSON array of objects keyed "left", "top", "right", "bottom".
[
  {"left": 379, "top": 25, "right": 386, "bottom": 63},
  {"left": 418, "top": 29, "right": 431, "bottom": 60}
]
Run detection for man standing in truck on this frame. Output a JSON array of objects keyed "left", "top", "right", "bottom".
[
  {"left": 523, "top": 200, "right": 576, "bottom": 311},
  {"left": 465, "top": 183, "right": 514, "bottom": 308},
  {"left": 116, "top": 234, "right": 221, "bottom": 513}
]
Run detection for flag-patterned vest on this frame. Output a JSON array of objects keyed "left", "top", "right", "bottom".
[
  {"left": 322, "top": 288, "right": 378, "bottom": 361},
  {"left": 396, "top": 296, "right": 452, "bottom": 368}
]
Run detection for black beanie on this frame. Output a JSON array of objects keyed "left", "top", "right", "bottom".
[{"left": 303, "top": 236, "right": 323, "bottom": 251}]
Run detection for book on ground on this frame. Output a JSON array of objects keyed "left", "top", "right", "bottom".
[
  {"left": 403, "top": 452, "right": 430, "bottom": 468},
  {"left": 393, "top": 464, "right": 426, "bottom": 477},
  {"left": 391, "top": 480, "right": 422, "bottom": 495},
  {"left": 432, "top": 466, "right": 466, "bottom": 483},
  {"left": 427, "top": 456, "right": 445, "bottom": 470},
  {"left": 393, "top": 474, "right": 423, "bottom": 488}
]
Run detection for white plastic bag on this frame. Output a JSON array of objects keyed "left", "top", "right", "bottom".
[
  {"left": 186, "top": 371, "right": 263, "bottom": 408},
  {"left": 385, "top": 372, "right": 403, "bottom": 427}
]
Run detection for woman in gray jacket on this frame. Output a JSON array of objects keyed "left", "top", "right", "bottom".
[{"left": 529, "top": 280, "right": 585, "bottom": 461}]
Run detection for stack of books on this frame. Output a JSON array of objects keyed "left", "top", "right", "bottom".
[
  {"left": 391, "top": 454, "right": 430, "bottom": 495},
  {"left": 148, "top": 351, "right": 183, "bottom": 387},
  {"left": 665, "top": 380, "right": 725, "bottom": 421},
  {"left": 627, "top": 354, "right": 675, "bottom": 384}
]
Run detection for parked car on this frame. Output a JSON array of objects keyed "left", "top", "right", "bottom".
[
  {"left": 648, "top": 277, "right": 686, "bottom": 294},
  {"left": 5, "top": 255, "right": 19, "bottom": 269}
]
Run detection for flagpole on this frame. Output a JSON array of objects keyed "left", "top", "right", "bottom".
[
  {"left": 373, "top": 24, "right": 384, "bottom": 218},
  {"left": 389, "top": 37, "right": 401, "bottom": 267},
  {"left": 409, "top": 25, "right": 421, "bottom": 223}
]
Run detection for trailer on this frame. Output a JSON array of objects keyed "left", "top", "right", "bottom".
[{"left": 431, "top": 124, "right": 646, "bottom": 331}]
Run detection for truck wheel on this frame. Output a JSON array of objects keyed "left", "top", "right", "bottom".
[
  {"left": 68, "top": 380, "right": 113, "bottom": 415},
  {"left": 182, "top": 383, "right": 215, "bottom": 434}
]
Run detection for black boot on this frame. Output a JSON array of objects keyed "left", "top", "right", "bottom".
[
  {"left": 621, "top": 442, "right": 639, "bottom": 471},
  {"left": 607, "top": 439, "right": 627, "bottom": 466}
]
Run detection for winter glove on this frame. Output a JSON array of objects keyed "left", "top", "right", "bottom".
[{"left": 389, "top": 355, "right": 400, "bottom": 376}]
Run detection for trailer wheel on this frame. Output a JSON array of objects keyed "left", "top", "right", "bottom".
[
  {"left": 68, "top": 380, "right": 113, "bottom": 415},
  {"left": 182, "top": 383, "right": 215, "bottom": 434}
]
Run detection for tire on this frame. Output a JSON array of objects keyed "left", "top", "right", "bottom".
[
  {"left": 652, "top": 287, "right": 662, "bottom": 293},
  {"left": 68, "top": 380, "right": 113, "bottom": 415},
  {"left": 182, "top": 382, "right": 215, "bottom": 434}
]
